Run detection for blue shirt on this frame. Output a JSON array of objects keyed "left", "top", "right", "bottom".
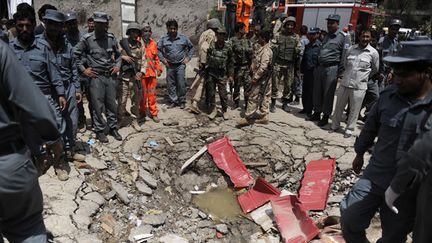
[
  {"left": 9, "top": 36, "right": 64, "bottom": 96},
  {"left": 157, "top": 33, "right": 194, "bottom": 65},
  {"left": 355, "top": 85, "right": 432, "bottom": 189},
  {"left": 300, "top": 40, "right": 321, "bottom": 72}
]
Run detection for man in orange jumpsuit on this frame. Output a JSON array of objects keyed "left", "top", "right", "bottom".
[
  {"left": 140, "top": 24, "right": 162, "bottom": 123},
  {"left": 236, "top": 0, "right": 253, "bottom": 33}
]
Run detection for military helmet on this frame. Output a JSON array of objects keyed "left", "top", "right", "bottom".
[
  {"left": 389, "top": 19, "right": 402, "bottom": 27},
  {"left": 207, "top": 18, "right": 221, "bottom": 29},
  {"left": 283, "top": 16, "right": 296, "bottom": 26},
  {"left": 216, "top": 26, "right": 227, "bottom": 34},
  {"left": 126, "top": 22, "right": 141, "bottom": 35}
]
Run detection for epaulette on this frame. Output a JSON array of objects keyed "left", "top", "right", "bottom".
[{"left": 107, "top": 32, "right": 116, "bottom": 38}]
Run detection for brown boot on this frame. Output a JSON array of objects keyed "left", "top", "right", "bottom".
[
  {"left": 208, "top": 108, "right": 217, "bottom": 120},
  {"left": 189, "top": 101, "right": 201, "bottom": 114},
  {"left": 255, "top": 115, "right": 269, "bottom": 124},
  {"left": 131, "top": 119, "right": 142, "bottom": 131},
  {"left": 54, "top": 162, "right": 70, "bottom": 181},
  {"left": 237, "top": 118, "right": 252, "bottom": 127}
]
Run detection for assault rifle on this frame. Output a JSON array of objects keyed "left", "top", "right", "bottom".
[{"left": 119, "top": 38, "right": 143, "bottom": 101}]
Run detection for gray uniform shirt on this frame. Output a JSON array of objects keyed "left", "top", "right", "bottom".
[
  {"left": 9, "top": 36, "right": 64, "bottom": 96},
  {"left": 318, "top": 30, "right": 351, "bottom": 75},
  {"left": 74, "top": 32, "right": 121, "bottom": 73},
  {"left": 157, "top": 33, "right": 194, "bottom": 65},
  {"left": 0, "top": 41, "right": 60, "bottom": 144},
  {"left": 355, "top": 85, "right": 432, "bottom": 189},
  {"left": 340, "top": 44, "right": 379, "bottom": 90}
]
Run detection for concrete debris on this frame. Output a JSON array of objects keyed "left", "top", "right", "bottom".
[
  {"left": 215, "top": 224, "right": 228, "bottom": 234},
  {"left": 85, "top": 156, "right": 107, "bottom": 170},
  {"left": 159, "top": 234, "right": 188, "bottom": 243},
  {"left": 100, "top": 214, "right": 116, "bottom": 235},
  {"left": 111, "top": 181, "right": 130, "bottom": 205},
  {"left": 128, "top": 225, "right": 153, "bottom": 242},
  {"left": 142, "top": 213, "right": 167, "bottom": 226},
  {"left": 179, "top": 145, "right": 208, "bottom": 174},
  {"left": 164, "top": 137, "right": 175, "bottom": 146},
  {"left": 139, "top": 169, "right": 158, "bottom": 189},
  {"left": 136, "top": 181, "right": 153, "bottom": 196}
]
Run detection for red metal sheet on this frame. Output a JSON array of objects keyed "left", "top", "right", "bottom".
[
  {"left": 271, "top": 195, "right": 320, "bottom": 243},
  {"left": 238, "top": 177, "right": 281, "bottom": 213},
  {"left": 207, "top": 137, "right": 254, "bottom": 188},
  {"left": 298, "top": 159, "right": 336, "bottom": 211}
]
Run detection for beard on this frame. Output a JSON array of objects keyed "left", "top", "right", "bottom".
[{"left": 18, "top": 31, "right": 34, "bottom": 44}]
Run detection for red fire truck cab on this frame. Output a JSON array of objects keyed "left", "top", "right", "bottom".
[{"left": 281, "top": 0, "right": 380, "bottom": 31}]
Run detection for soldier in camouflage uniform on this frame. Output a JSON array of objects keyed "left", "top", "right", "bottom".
[
  {"left": 118, "top": 22, "right": 146, "bottom": 131},
  {"left": 237, "top": 30, "right": 273, "bottom": 126},
  {"left": 205, "top": 27, "right": 234, "bottom": 120},
  {"left": 270, "top": 16, "right": 301, "bottom": 113},
  {"left": 189, "top": 18, "right": 221, "bottom": 114},
  {"left": 231, "top": 22, "right": 253, "bottom": 110}
]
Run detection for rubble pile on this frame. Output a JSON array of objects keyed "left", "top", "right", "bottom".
[{"left": 40, "top": 106, "right": 372, "bottom": 242}]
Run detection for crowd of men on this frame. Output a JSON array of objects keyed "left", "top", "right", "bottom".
[{"left": 1, "top": 1, "right": 432, "bottom": 242}]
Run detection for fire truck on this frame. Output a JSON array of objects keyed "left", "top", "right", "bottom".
[{"left": 280, "top": 0, "right": 380, "bottom": 31}]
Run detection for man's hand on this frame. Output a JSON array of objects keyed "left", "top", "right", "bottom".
[
  {"left": 135, "top": 72, "right": 143, "bottom": 80},
  {"left": 83, "top": 67, "right": 98, "bottom": 78},
  {"left": 352, "top": 154, "right": 364, "bottom": 174},
  {"left": 75, "top": 92, "right": 82, "bottom": 103},
  {"left": 385, "top": 186, "right": 400, "bottom": 214},
  {"left": 58, "top": 96, "right": 67, "bottom": 111},
  {"left": 122, "top": 55, "right": 135, "bottom": 64},
  {"left": 182, "top": 57, "right": 190, "bottom": 64},
  {"left": 251, "top": 78, "right": 258, "bottom": 84},
  {"left": 47, "top": 139, "right": 63, "bottom": 162},
  {"left": 110, "top": 66, "right": 120, "bottom": 74}
]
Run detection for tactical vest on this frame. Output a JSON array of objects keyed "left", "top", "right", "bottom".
[
  {"left": 231, "top": 37, "right": 252, "bottom": 66},
  {"left": 207, "top": 43, "right": 230, "bottom": 70},
  {"left": 276, "top": 34, "right": 298, "bottom": 62}
]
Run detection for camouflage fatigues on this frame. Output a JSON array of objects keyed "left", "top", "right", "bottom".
[
  {"left": 118, "top": 39, "right": 146, "bottom": 119},
  {"left": 271, "top": 32, "right": 301, "bottom": 101},
  {"left": 192, "top": 29, "right": 216, "bottom": 103},
  {"left": 205, "top": 41, "right": 234, "bottom": 112},
  {"left": 246, "top": 42, "right": 273, "bottom": 119},
  {"left": 230, "top": 35, "right": 253, "bottom": 104}
]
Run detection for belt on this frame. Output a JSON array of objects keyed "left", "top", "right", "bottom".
[
  {"left": 320, "top": 62, "right": 339, "bottom": 68},
  {"left": 0, "top": 138, "right": 25, "bottom": 156}
]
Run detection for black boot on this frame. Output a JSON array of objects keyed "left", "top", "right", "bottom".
[
  {"left": 318, "top": 115, "right": 329, "bottom": 127},
  {"left": 282, "top": 100, "right": 291, "bottom": 112},
  {"left": 270, "top": 99, "right": 276, "bottom": 113},
  {"left": 232, "top": 100, "right": 240, "bottom": 110},
  {"left": 307, "top": 112, "right": 321, "bottom": 121},
  {"left": 244, "top": 97, "right": 249, "bottom": 111}
]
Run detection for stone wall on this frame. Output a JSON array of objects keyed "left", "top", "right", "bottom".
[{"left": 34, "top": 0, "right": 218, "bottom": 42}]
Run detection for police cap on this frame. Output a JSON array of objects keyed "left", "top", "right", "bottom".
[
  {"left": 383, "top": 40, "right": 432, "bottom": 63},
  {"left": 308, "top": 27, "right": 320, "bottom": 34},
  {"left": 43, "top": 9, "right": 65, "bottom": 22},
  {"left": 126, "top": 22, "right": 141, "bottom": 35},
  {"left": 326, "top": 14, "right": 340, "bottom": 22},
  {"left": 93, "top": 12, "right": 108, "bottom": 23},
  {"left": 65, "top": 12, "right": 77, "bottom": 22},
  {"left": 389, "top": 19, "right": 402, "bottom": 27},
  {"left": 207, "top": 18, "right": 221, "bottom": 29}
]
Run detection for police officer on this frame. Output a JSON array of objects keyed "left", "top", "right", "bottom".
[
  {"left": 231, "top": 22, "right": 253, "bottom": 110},
  {"left": 190, "top": 18, "right": 221, "bottom": 114},
  {"left": 43, "top": 11, "right": 81, "bottom": 164},
  {"left": 377, "top": 19, "right": 402, "bottom": 90},
  {"left": 118, "top": 22, "right": 146, "bottom": 131},
  {"left": 309, "top": 14, "right": 350, "bottom": 127},
  {"left": 299, "top": 27, "right": 321, "bottom": 117},
  {"left": 157, "top": 19, "right": 194, "bottom": 109},
  {"left": 65, "top": 12, "right": 90, "bottom": 133},
  {"left": 10, "top": 8, "right": 68, "bottom": 180},
  {"left": 74, "top": 12, "right": 122, "bottom": 143},
  {"left": 270, "top": 16, "right": 302, "bottom": 113},
  {"left": 0, "top": 39, "right": 63, "bottom": 243},
  {"left": 238, "top": 30, "right": 273, "bottom": 126},
  {"left": 205, "top": 27, "right": 234, "bottom": 120},
  {"left": 340, "top": 40, "right": 432, "bottom": 243}
]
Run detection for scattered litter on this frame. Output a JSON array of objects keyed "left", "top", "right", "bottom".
[
  {"left": 87, "top": 139, "right": 95, "bottom": 145},
  {"left": 132, "top": 153, "right": 142, "bottom": 161},
  {"left": 271, "top": 196, "right": 320, "bottom": 243},
  {"left": 194, "top": 185, "right": 199, "bottom": 191},
  {"left": 145, "top": 209, "right": 163, "bottom": 215},
  {"left": 238, "top": 177, "right": 281, "bottom": 213},
  {"left": 205, "top": 136, "right": 215, "bottom": 143},
  {"left": 163, "top": 120, "right": 179, "bottom": 126},
  {"left": 207, "top": 137, "right": 254, "bottom": 188},
  {"left": 133, "top": 233, "right": 153, "bottom": 242},
  {"left": 180, "top": 146, "right": 208, "bottom": 174},
  {"left": 190, "top": 190, "right": 206, "bottom": 194},
  {"left": 148, "top": 140, "right": 159, "bottom": 147},
  {"left": 164, "top": 137, "right": 175, "bottom": 146},
  {"left": 244, "top": 162, "right": 268, "bottom": 167},
  {"left": 298, "top": 159, "right": 336, "bottom": 211}
]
